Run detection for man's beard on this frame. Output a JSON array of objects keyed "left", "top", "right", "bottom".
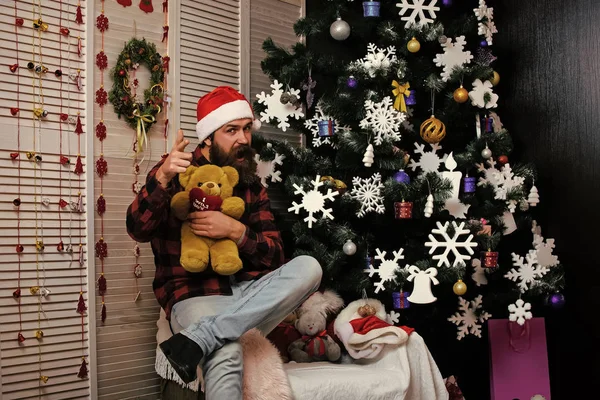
[{"left": 209, "top": 142, "right": 258, "bottom": 186}]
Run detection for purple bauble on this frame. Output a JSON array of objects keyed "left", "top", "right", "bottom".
[
  {"left": 405, "top": 91, "right": 416, "bottom": 106},
  {"left": 442, "top": 0, "right": 452, "bottom": 6},
  {"left": 480, "top": 40, "right": 489, "bottom": 47},
  {"left": 347, "top": 76, "right": 358, "bottom": 88},
  {"left": 549, "top": 292, "right": 566, "bottom": 308},
  {"left": 393, "top": 169, "right": 411, "bottom": 184}
]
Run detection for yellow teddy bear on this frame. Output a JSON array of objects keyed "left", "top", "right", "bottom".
[{"left": 170, "top": 164, "right": 246, "bottom": 275}]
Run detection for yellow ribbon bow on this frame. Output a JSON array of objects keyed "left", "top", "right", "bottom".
[
  {"left": 392, "top": 81, "right": 411, "bottom": 113},
  {"left": 132, "top": 106, "right": 160, "bottom": 154}
]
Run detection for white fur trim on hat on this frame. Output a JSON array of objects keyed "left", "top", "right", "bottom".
[{"left": 195, "top": 99, "right": 260, "bottom": 142}]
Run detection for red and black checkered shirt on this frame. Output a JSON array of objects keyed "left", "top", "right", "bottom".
[{"left": 126, "top": 146, "right": 284, "bottom": 319}]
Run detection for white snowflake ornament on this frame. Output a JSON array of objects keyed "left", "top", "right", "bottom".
[
  {"left": 359, "top": 96, "right": 404, "bottom": 146},
  {"left": 508, "top": 298, "right": 533, "bottom": 326},
  {"left": 407, "top": 142, "right": 448, "bottom": 175},
  {"left": 396, "top": 0, "right": 440, "bottom": 28},
  {"left": 256, "top": 80, "right": 305, "bottom": 132},
  {"left": 471, "top": 258, "right": 488, "bottom": 286},
  {"left": 469, "top": 79, "right": 499, "bottom": 109},
  {"left": 477, "top": 160, "right": 525, "bottom": 211},
  {"left": 448, "top": 295, "right": 491, "bottom": 340},
  {"left": 505, "top": 250, "right": 548, "bottom": 292},
  {"left": 425, "top": 221, "right": 478, "bottom": 268},
  {"left": 532, "top": 225, "right": 559, "bottom": 269},
  {"left": 473, "top": 0, "right": 497, "bottom": 45},
  {"left": 433, "top": 36, "right": 473, "bottom": 82},
  {"left": 352, "top": 44, "right": 398, "bottom": 78},
  {"left": 364, "top": 248, "right": 405, "bottom": 293},
  {"left": 350, "top": 173, "right": 386, "bottom": 217},
  {"left": 288, "top": 175, "right": 338, "bottom": 228},
  {"left": 254, "top": 145, "right": 285, "bottom": 188},
  {"left": 387, "top": 310, "right": 401, "bottom": 325},
  {"left": 304, "top": 102, "right": 352, "bottom": 147}
]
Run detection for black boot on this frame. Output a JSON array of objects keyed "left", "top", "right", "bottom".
[{"left": 159, "top": 333, "right": 204, "bottom": 384}]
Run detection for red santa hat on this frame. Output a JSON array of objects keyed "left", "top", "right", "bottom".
[{"left": 196, "top": 86, "right": 261, "bottom": 142}]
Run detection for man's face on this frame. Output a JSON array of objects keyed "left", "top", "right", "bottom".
[{"left": 207, "top": 118, "right": 258, "bottom": 186}]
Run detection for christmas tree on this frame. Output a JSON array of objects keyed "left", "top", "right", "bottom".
[{"left": 252, "top": 0, "right": 566, "bottom": 383}]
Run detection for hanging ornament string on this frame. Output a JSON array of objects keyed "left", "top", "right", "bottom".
[
  {"left": 12, "top": 0, "right": 24, "bottom": 346},
  {"left": 31, "top": 0, "right": 48, "bottom": 387},
  {"left": 96, "top": 0, "right": 109, "bottom": 325},
  {"left": 162, "top": 0, "right": 170, "bottom": 154}
]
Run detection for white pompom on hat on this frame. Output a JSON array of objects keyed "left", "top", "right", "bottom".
[{"left": 195, "top": 86, "right": 261, "bottom": 142}]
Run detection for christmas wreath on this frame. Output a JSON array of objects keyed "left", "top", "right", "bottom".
[{"left": 108, "top": 38, "right": 165, "bottom": 152}]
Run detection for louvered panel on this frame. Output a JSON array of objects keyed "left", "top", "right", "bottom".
[
  {"left": 0, "top": 1, "right": 89, "bottom": 399},
  {"left": 250, "top": 0, "right": 304, "bottom": 145},
  {"left": 179, "top": 0, "right": 240, "bottom": 138}
]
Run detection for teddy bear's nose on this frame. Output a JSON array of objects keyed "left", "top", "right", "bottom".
[{"left": 206, "top": 182, "right": 214, "bottom": 188}]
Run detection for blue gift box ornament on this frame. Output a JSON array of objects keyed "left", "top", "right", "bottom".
[
  {"left": 363, "top": 1, "right": 381, "bottom": 17},
  {"left": 317, "top": 119, "right": 336, "bottom": 137}
]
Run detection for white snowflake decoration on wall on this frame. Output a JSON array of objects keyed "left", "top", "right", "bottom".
[
  {"left": 364, "top": 248, "right": 405, "bottom": 293},
  {"left": 433, "top": 36, "right": 473, "bottom": 82},
  {"left": 469, "top": 79, "right": 499, "bottom": 109},
  {"left": 351, "top": 43, "right": 398, "bottom": 78},
  {"left": 396, "top": 0, "right": 440, "bottom": 28},
  {"left": 304, "top": 102, "right": 352, "bottom": 147},
  {"left": 359, "top": 97, "right": 404, "bottom": 145},
  {"left": 288, "top": 175, "right": 338, "bottom": 228},
  {"left": 505, "top": 250, "right": 548, "bottom": 292},
  {"left": 351, "top": 173, "right": 386, "bottom": 217},
  {"left": 532, "top": 222, "right": 560, "bottom": 269},
  {"left": 425, "top": 221, "right": 478, "bottom": 268},
  {"left": 474, "top": 0, "right": 497, "bottom": 45},
  {"left": 254, "top": 145, "right": 285, "bottom": 188},
  {"left": 407, "top": 142, "right": 448, "bottom": 175},
  {"left": 477, "top": 159, "right": 525, "bottom": 212},
  {"left": 447, "top": 295, "right": 491, "bottom": 340},
  {"left": 508, "top": 299, "right": 533, "bottom": 326},
  {"left": 256, "top": 80, "right": 304, "bottom": 132}
]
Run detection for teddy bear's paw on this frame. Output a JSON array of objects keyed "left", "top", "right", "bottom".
[
  {"left": 211, "top": 255, "right": 243, "bottom": 276},
  {"left": 180, "top": 251, "right": 209, "bottom": 273}
]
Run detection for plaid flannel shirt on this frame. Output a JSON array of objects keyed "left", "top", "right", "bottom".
[{"left": 126, "top": 146, "right": 284, "bottom": 319}]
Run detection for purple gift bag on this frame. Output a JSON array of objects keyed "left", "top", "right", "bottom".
[{"left": 488, "top": 318, "right": 551, "bottom": 400}]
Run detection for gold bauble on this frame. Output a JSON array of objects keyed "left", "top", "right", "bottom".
[
  {"left": 358, "top": 304, "right": 377, "bottom": 317},
  {"left": 453, "top": 86, "right": 469, "bottom": 103},
  {"left": 491, "top": 71, "right": 500, "bottom": 86},
  {"left": 407, "top": 37, "right": 420, "bottom": 53},
  {"left": 420, "top": 115, "right": 446, "bottom": 144},
  {"left": 453, "top": 279, "right": 467, "bottom": 295}
]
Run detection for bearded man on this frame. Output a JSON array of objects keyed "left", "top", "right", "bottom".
[{"left": 126, "top": 86, "right": 322, "bottom": 399}]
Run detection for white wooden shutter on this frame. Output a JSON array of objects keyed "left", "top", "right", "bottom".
[
  {"left": 0, "top": 1, "right": 90, "bottom": 399},
  {"left": 178, "top": 0, "right": 241, "bottom": 141},
  {"left": 250, "top": 0, "right": 305, "bottom": 146}
]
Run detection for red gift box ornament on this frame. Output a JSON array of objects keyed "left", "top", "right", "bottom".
[
  {"left": 139, "top": 0, "right": 154, "bottom": 13},
  {"left": 95, "top": 238, "right": 108, "bottom": 259},
  {"left": 189, "top": 188, "right": 223, "bottom": 212},
  {"left": 10, "top": 64, "right": 18, "bottom": 73},
  {"left": 481, "top": 250, "right": 499, "bottom": 268},
  {"left": 394, "top": 201, "right": 413, "bottom": 219}
]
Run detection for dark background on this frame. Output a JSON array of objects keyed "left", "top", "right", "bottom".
[{"left": 302, "top": 0, "right": 600, "bottom": 398}]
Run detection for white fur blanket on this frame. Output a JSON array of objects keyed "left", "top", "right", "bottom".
[{"left": 155, "top": 309, "right": 294, "bottom": 400}]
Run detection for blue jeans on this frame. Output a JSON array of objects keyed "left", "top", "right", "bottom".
[{"left": 169, "top": 255, "right": 322, "bottom": 400}]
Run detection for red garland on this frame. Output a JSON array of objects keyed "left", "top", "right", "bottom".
[
  {"left": 76, "top": 4, "right": 83, "bottom": 24},
  {"left": 96, "top": 156, "right": 108, "bottom": 177},
  {"left": 75, "top": 114, "right": 84, "bottom": 134},
  {"left": 74, "top": 155, "right": 84, "bottom": 175},
  {"left": 96, "top": 14, "right": 109, "bottom": 32},
  {"left": 96, "top": 51, "right": 108, "bottom": 70},
  {"left": 95, "top": 122, "right": 107, "bottom": 141},
  {"left": 97, "top": 195, "right": 106, "bottom": 215},
  {"left": 139, "top": 0, "right": 153, "bottom": 13},
  {"left": 95, "top": 239, "right": 108, "bottom": 259},
  {"left": 95, "top": 87, "right": 108, "bottom": 107}
]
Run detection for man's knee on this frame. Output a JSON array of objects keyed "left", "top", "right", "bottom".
[
  {"left": 206, "top": 341, "right": 243, "bottom": 370},
  {"left": 291, "top": 255, "right": 322, "bottom": 287}
]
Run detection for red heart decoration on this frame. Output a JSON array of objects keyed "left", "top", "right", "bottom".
[
  {"left": 10, "top": 152, "right": 19, "bottom": 160},
  {"left": 13, "top": 289, "right": 21, "bottom": 298},
  {"left": 15, "top": 18, "right": 24, "bottom": 26},
  {"left": 60, "top": 155, "right": 69, "bottom": 165},
  {"left": 189, "top": 188, "right": 223, "bottom": 212},
  {"left": 57, "top": 241, "right": 64, "bottom": 252},
  {"left": 9, "top": 64, "right": 18, "bottom": 73},
  {"left": 59, "top": 199, "right": 68, "bottom": 208},
  {"left": 60, "top": 27, "right": 70, "bottom": 36},
  {"left": 16, "top": 244, "right": 24, "bottom": 253},
  {"left": 10, "top": 108, "right": 19, "bottom": 116},
  {"left": 17, "top": 333, "right": 25, "bottom": 343},
  {"left": 60, "top": 113, "right": 68, "bottom": 121}
]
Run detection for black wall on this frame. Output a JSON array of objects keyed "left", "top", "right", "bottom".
[{"left": 304, "top": 0, "right": 599, "bottom": 397}]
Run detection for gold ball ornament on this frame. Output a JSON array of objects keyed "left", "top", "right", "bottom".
[
  {"left": 420, "top": 115, "right": 446, "bottom": 144},
  {"left": 453, "top": 279, "right": 467, "bottom": 295},
  {"left": 407, "top": 37, "right": 421, "bottom": 53},
  {"left": 453, "top": 86, "right": 469, "bottom": 103},
  {"left": 358, "top": 304, "right": 377, "bottom": 317},
  {"left": 491, "top": 71, "right": 500, "bottom": 86}
]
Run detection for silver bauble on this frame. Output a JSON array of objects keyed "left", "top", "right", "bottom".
[
  {"left": 330, "top": 17, "right": 350, "bottom": 41},
  {"left": 343, "top": 239, "right": 357, "bottom": 256},
  {"left": 481, "top": 147, "right": 492, "bottom": 159}
]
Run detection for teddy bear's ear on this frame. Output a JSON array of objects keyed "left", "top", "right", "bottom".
[
  {"left": 222, "top": 166, "right": 239, "bottom": 187},
  {"left": 178, "top": 165, "right": 197, "bottom": 188}
]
